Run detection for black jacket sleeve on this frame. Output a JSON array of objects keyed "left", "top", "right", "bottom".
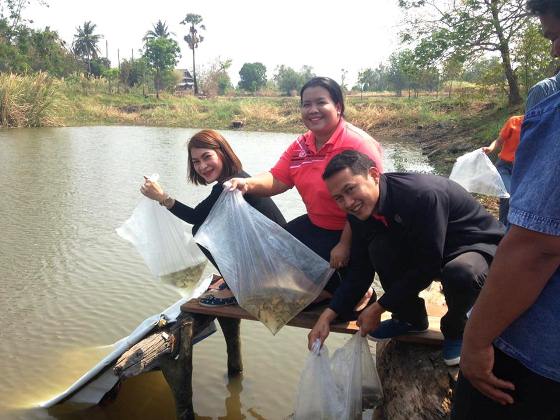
[{"left": 168, "top": 184, "right": 222, "bottom": 226}]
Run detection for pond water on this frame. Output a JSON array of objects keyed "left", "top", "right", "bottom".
[{"left": 0, "top": 126, "right": 432, "bottom": 419}]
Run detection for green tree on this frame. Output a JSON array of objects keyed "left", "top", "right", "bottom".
[
  {"left": 72, "top": 21, "right": 102, "bottom": 77},
  {"left": 514, "top": 21, "right": 560, "bottom": 95},
  {"left": 143, "top": 37, "right": 180, "bottom": 98},
  {"left": 274, "top": 65, "right": 315, "bottom": 96},
  {"left": 143, "top": 20, "right": 173, "bottom": 42},
  {"left": 180, "top": 13, "right": 205, "bottom": 95},
  {"left": 399, "top": 0, "right": 527, "bottom": 105},
  {"left": 358, "top": 65, "right": 390, "bottom": 92},
  {"left": 238, "top": 62, "right": 267, "bottom": 92}
]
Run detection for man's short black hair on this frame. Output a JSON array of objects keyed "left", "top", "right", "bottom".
[
  {"left": 322, "top": 150, "right": 377, "bottom": 180},
  {"left": 527, "top": 0, "right": 560, "bottom": 18}
]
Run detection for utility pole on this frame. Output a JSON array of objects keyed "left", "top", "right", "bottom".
[{"left": 117, "top": 48, "right": 120, "bottom": 94}]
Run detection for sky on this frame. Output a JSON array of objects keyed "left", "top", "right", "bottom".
[{"left": 25, "top": 0, "right": 404, "bottom": 87}]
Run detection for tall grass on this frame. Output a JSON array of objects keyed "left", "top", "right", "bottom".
[{"left": 0, "top": 73, "right": 61, "bottom": 127}]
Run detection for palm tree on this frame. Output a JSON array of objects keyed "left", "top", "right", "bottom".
[
  {"left": 143, "top": 20, "right": 173, "bottom": 43},
  {"left": 72, "top": 21, "right": 102, "bottom": 76},
  {"left": 180, "top": 13, "right": 205, "bottom": 95}
]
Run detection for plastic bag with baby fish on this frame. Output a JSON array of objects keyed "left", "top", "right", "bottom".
[
  {"left": 195, "top": 188, "right": 334, "bottom": 334},
  {"left": 116, "top": 174, "right": 207, "bottom": 291}
]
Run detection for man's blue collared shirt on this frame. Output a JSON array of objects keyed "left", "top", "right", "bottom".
[{"left": 494, "top": 91, "right": 560, "bottom": 382}]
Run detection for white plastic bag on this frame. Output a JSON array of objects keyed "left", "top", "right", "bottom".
[
  {"left": 294, "top": 334, "right": 383, "bottom": 420},
  {"left": 195, "top": 189, "right": 334, "bottom": 334},
  {"left": 331, "top": 333, "right": 383, "bottom": 419},
  {"left": 116, "top": 175, "right": 207, "bottom": 281},
  {"left": 293, "top": 340, "right": 344, "bottom": 420},
  {"left": 449, "top": 149, "right": 510, "bottom": 198}
]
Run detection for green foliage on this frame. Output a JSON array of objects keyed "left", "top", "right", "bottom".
[
  {"left": 273, "top": 65, "right": 315, "bottom": 96},
  {"left": 399, "top": 0, "right": 528, "bottom": 105},
  {"left": 514, "top": 21, "right": 560, "bottom": 93},
  {"left": 180, "top": 13, "right": 205, "bottom": 94},
  {"left": 144, "top": 20, "right": 173, "bottom": 43},
  {"left": 358, "top": 65, "right": 390, "bottom": 92},
  {"left": 72, "top": 21, "right": 103, "bottom": 76},
  {"left": 143, "top": 37, "right": 181, "bottom": 98},
  {"left": 119, "top": 58, "right": 149, "bottom": 88},
  {"left": 0, "top": 19, "right": 80, "bottom": 76},
  {"left": 238, "top": 62, "right": 267, "bottom": 92}
]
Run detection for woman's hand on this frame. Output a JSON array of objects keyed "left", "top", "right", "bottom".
[
  {"left": 140, "top": 176, "right": 165, "bottom": 202},
  {"left": 225, "top": 177, "right": 249, "bottom": 194},
  {"left": 330, "top": 241, "right": 350, "bottom": 269},
  {"left": 481, "top": 146, "right": 493, "bottom": 155}
]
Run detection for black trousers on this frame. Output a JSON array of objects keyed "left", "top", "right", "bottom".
[
  {"left": 285, "top": 214, "right": 343, "bottom": 294},
  {"left": 369, "top": 233, "right": 489, "bottom": 339},
  {"left": 451, "top": 346, "right": 560, "bottom": 420}
]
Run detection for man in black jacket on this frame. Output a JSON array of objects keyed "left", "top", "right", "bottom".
[{"left": 308, "top": 150, "right": 504, "bottom": 365}]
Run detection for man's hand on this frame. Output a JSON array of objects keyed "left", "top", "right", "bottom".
[
  {"left": 460, "top": 342, "right": 515, "bottom": 405},
  {"left": 330, "top": 241, "right": 350, "bottom": 269},
  {"left": 357, "top": 301, "right": 384, "bottom": 337},
  {"left": 308, "top": 308, "right": 337, "bottom": 350}
]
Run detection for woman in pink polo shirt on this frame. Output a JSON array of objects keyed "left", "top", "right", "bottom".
[{"left": 229, "top": 77, "right": 384, "bottom": 310}]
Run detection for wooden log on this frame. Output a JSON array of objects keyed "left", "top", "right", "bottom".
[{"left": 374, "top": 339, "right": 458, "bottom": 420}]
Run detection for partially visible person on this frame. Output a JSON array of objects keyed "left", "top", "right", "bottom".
[
  {"left": 228, "top": 77, "right": 383, "bottom": 311},
  {"left": 307, "top": 150, "right": 504, "bottom": 366},
  {"left": 451, "top": 1, "right": 560, "bottom": 418},
  {"left": 141, "top": 129, "right": 286, "bottom": 306},
  {"left": 482, "top": 115, "right": 524, "bottom": 225},
  {"left": 525, "top": 1, "right": 560, "bottom": 110}
]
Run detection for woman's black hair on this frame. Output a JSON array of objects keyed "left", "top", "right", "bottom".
[{"left": 300, "top": 77, "right": 345, "bottom": 116}]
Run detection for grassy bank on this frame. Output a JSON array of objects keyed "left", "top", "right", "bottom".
[
  {"left": 0, "top": 73, "right": 63, "bottom": 127},
  {"left": 3, "top": 74, "right": 523, "bottom": 177}
]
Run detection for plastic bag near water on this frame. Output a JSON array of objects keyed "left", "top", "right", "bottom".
[
  {"left": 116, "top": 177, "right": 208, "bottom": 292},
  {"left": 293, "top": 340, "right": 344, "bottom": 420},
  {"left": 294, "top": 334, "right": 383, "bottom": 420},
  {"left": 449, "top": 149, "right": 510, "bottom": 198},
  {"left": 194, "top": 189, "right": 334, "bottom": 335}
]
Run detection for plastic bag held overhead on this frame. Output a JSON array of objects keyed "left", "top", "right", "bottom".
[
  {"left": 116, "top": 174, "right": 207, "bottom": 277},
  {"left": 449, "top": 149, "right": 510, "bottom": 198},
  {"left": 195, "top": 187, "right": 334, "bottom": 334}
]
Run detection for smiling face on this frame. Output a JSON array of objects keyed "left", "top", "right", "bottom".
[
  {"left": 325, "top": 167, "right": 381, "bottom": 221},
  {"left": 540, "top": 13, "right": 560, "bottom": 57},
  {"left": 190, "top": 147, "right": 224, "bottom": 184},
  {"left": 300, "top": 86, "right": 342, "bottom": 144}
]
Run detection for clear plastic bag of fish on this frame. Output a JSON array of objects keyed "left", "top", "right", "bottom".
[
  {"left": 116, "top": 175, "right": 207, "bottom": 289},
  {"left": 449, "top": 149, "right": 510, "bottom": 198},
  {"left": 293, "top": 340, "right": 344, "bottom": 420},
  {"left": 294, "top": 334, "right": 383, "bottom": 420},
  {"left": 194, "top": 188, "right": 333, "bottom": 334}
]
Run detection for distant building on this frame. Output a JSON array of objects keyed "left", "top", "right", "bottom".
[{"left": 176, "top": 69, "right": 194, "bottom": 90}]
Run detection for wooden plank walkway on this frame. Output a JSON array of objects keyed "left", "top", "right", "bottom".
[{"left": 181, "top": 299, "right": 445, "bottom": 345}]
